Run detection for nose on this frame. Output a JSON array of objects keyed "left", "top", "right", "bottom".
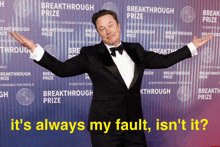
[{"left": 106, "top": 28, "right": 111, "bottom": 34}]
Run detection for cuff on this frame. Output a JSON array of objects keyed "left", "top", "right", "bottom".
[
  {"left": 187, "top": 42, "right": 198, "bottom": 57},
  {"left": 30, "top": 44, "right": 45, "bottom": 61}
]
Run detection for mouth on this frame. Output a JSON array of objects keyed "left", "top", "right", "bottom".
[{"left": 107, "top": 35, "right": 114, "bottom": 39}]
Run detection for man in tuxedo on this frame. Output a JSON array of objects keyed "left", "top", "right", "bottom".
[{"left": 9, "top": 9, "right": 213, "bottom": 147}]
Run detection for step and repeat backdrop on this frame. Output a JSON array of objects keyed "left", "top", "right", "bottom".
[{"left": 0, "top": 0, "right": 220, "bottom": 146}]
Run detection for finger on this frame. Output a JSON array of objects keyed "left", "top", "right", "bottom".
[
  {"left": 9, "top": 31, "right": 22, "bottom": 42},
  {"left": 16, "top": 32, "right": 31, "bottom": 44},
  {"left": 9, "top": 31, "right": 18, "bottom": 38},
  {"left": 16, "top": 32, "right": 25, "bottom": 42},
  {"left": 202, "top": 34, "right": 214, "bottom": 42},
  {"left": 192, "top": 36, "right": 196, "bottom": 41},
  {"left": 207, "top": 34, "right": 214, "bottom": 40},
  {"left": 204, "top": 34, "right": 214, "bottom": 40}
]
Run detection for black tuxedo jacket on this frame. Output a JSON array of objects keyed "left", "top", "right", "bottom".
[{"left": 35, "top": 42, "right": 192, "bottom": 134}]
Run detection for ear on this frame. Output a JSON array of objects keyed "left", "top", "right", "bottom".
[{"left": 118, "top": 22, "right": 121, "bottom": 31}]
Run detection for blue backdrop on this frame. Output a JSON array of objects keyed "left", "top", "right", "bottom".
[{"left": 0, "top": 0, "right": 220, "bottom": 146}]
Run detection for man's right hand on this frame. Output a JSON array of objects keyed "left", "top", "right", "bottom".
[{"left": 9, "top": 31, "right": 37, "bottom": 53}]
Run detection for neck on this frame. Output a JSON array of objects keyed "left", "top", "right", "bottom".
[
  {"left": 105, "top": 41, "right": 121, "bottom": 47},
  {"left": 114, "top": 42, "right": 121, "bottom": 47}
]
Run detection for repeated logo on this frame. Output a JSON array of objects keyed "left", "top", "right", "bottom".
[
  {"left": 16, "top": 88, "right": 35, "bottom": 106},
  {"left": 177, "top": 86, "right": 192, "bottom": 102},
  {"left": 102, "top": 2, "right": 119, "bottom": 14},
  {"left": 180, "top": 6, "right": 196, "bottom": 23},
  {"left": 13, "top": 0, "right": 32, "bottom": 17}
]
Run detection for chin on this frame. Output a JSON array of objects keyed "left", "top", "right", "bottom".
[
  {"left": 103, "top": 38, "right": 119, "bottom": 46},
  {"left": 110, "top": 40, "right": 119, "bottom": 46},
  {"left": 104, "top": 41, "right": 114, "bottom": 46}
]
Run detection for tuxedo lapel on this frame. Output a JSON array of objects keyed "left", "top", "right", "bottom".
[
  {"left": 123, "top": 43, "right": 142, "bottom": 89},
  {"left": 123, "top": 42, "right": 142, "bottom": 66},
  {"left": 96, "top": 42, "right": 142, "bottom": 89},
  {"left": 129, "top": 64, "right": 139, "bottom": 89},
  {"left": 96, "top": 42, "right": 127, "bottom": 87}
]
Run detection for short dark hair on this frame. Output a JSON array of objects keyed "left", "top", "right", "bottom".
[{"left": 92, "top": 9, "right": 119, "bottom": 29}]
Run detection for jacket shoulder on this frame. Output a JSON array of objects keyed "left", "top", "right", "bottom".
[
  {"left": 123, "top": 42, "right": 144, "bottom": 49},
  {"left": 123, "top": 42, "right": 141, "bottom": 46},
  {"left": 80, "top": 43, "right": 102, "bottom": 54}
]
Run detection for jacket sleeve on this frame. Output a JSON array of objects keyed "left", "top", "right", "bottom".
[
  {"left": 34, "top": 47, "right": 88, "bottom": 77},
  {"left": 137, "top": 43, "right": 192, "bottom": 69}
]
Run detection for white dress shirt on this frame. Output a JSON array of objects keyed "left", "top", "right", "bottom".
[
  {"left": 105, "top": 42, "right": 135, "bottom": 88},
  {"left": 30, "top": 42, "right": 198, "bottom": 89}
]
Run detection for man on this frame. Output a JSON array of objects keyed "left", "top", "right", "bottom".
[{"left": 9, "top": 9, "right": 213, "bottom": 147}]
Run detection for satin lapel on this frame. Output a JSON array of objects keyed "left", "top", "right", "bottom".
[
  {"left": 123, "top": 43, "right": 142, "bottom": 90},
  {"left": 96, "top": 42, "right": 127, "bottom": 87},
  {"left": 129, "top": 64, "right": 139, "bottom": 89}
]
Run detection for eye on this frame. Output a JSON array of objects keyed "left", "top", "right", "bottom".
[{"left": 99, "top": 28, "right": 105, "bottom": 32}]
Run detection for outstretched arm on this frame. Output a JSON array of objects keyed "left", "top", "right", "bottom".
[
  {"left": 141, "top": 34, "right": 214, "bottom": 69},
  {"left": 9, "top": 31, "right": 88, "bottom": 77}
]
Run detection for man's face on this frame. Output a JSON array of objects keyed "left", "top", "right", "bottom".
[{"left": 96, "top": 14, "right": 121, "bottom": 47}]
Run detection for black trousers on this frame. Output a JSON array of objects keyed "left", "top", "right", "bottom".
[{"left": 90, "top": 130, "right": 147, "bottom": 147}]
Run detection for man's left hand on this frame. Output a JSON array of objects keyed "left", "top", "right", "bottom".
[{"left": 192, "top": 34, "right": 214, "bottom": 49}]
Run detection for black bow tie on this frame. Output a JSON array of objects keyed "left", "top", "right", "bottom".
[{"left": 110, "top": 44, "right": 124, "bottom": 57}]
